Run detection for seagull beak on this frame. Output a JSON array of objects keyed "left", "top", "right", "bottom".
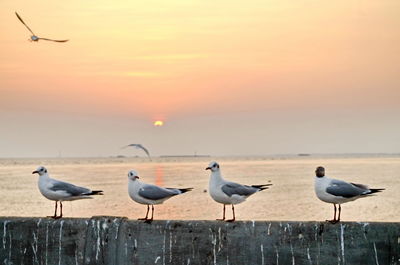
[
  {"left": 135, "top": 176, "right": 139, "bottom": 179},
  {"left": 32, "top": 171, "right": 38, "bottom": 174},
  {"left": 205, "top": 167, "right": 211, "bottom": 170}
]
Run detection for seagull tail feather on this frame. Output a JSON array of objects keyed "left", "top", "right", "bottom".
[
  {"left": 368, "top": 188, "right": 385, "bottom": 194},
  {"left": 251, "top": 184, "right": 273, "bottom": 191},
  {"left": 85, "top": 190, "right": 104, "bottom": 195},
  {"left": 178, "top": 188, "right": 193, "bottom": 194}
]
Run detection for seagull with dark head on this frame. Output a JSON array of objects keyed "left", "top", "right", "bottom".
[
  {"left": 15, "top": 12, "right": 69, "bottom": 43},
  {"left": 32, "top": 166, "right": 103, "bottom": 219},
  {"left": 206, "top": 161, "right": 272, "bottom": 222},
  {"left": 314, "top": 166, "right": 384, "bottom": 223}
]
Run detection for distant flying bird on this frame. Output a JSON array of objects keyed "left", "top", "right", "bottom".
[
  {"left": 206, "top": 161, "right": 272, "bottom": 222},
  {"left": 314, "top": 166, "right": 384, "bottom": 224},
  {"left": 127, "top": 169, "right": 193, "bottom": 222},
  {"left": 122, "top": 144, "right": 151, "bottom": 159},
  {"left": 32, "top": 166, "right": 103, "bottom": 219},
  {"left": 15, "top": 12, "right": 69, "bottom": 42}
]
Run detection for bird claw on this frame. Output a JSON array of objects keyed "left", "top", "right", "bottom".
[
  {"left": 216, "top": 218, "right": 225, "bottom": 221},
  {"left": 48, "top": 215, "right": 62, "bottom": 219},
  {"left": 225, "top": 219, "right": 235, "bottom": 222},
  {"left": 326, "top": 219, "right": 339, "bottom": 224},
  {"left": 144, "top": 219, "right": 153, "bottom": 224}
]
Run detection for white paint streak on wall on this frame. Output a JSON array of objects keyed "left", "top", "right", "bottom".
[
  {"left": 3, "top": 221, "right": 9, "bottom": 249},
  {"left": 58, "top": 220, "right": 64, "bottom": 265},
  {"left": 95, "top": 220, "right": 101, "bottom": 261},
  {"left": 373, "top": 242, "right": 380, "bottom": 265},
  {"left": 260, "top": 244, "right": 264, "bottom": 265},
  {"left": 340, "top": 224, "right": 345, "bottom": 265}
]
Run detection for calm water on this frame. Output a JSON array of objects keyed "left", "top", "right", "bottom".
[{"left": 0, "top": 155, "right": 398, "bottom": 222}]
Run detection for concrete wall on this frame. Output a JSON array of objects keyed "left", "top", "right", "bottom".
[{"left": 0, "top": 217, "right": 399, "bottom": 265}]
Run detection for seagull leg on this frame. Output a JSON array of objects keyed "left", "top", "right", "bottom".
[
  {"left": 138, "top": 205, "right": 150, "bottom": 220},
  {"left": 145, "top": 205, "right": 154, "bottom": 223},
  {"left": 226, "top": 204, "right": 236, "bottom": 222},
  {"left": 337, "top": 204, "right": 341, "bottom": 222},
  {"left": 216, "top": 205, "right": 226, "bottom": 221},
  {"left": 54, "top": 202, "right": 63, "bottom": 219},
  {"left": 49, "top": 201, "right": 58, "bottom": 218},
  {"left": 327, "top": 204, "right": 338, "bottom": 224}
]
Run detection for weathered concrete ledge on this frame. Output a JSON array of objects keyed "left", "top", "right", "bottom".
[{"left": 0, "top": 217, "right": 399, "bottom": 265}]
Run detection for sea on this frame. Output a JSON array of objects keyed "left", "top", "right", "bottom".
[{"left": 0, "top": 154, "right": 398, "bottom": 222}]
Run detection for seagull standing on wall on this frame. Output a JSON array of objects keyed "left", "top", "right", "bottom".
[
  {"left": 32, "top": 166, "right": 103, "bottom": 218},
  {"left": 206, "top": 161, "right": 272, "bottom": 222},
  {"left": 127, "top": 170, "right": 192, "bottom": 222},
  {"left": 15, "top": 12, "right": 69, "bottom": 42},
  {"left": 314, "top": 166, "right": 384, "bottom": 223}
]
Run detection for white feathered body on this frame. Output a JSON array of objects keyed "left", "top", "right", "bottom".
[
  {"left": 314, "top": 176, "right": 361, "bottom": 204},
  {"left": 38, "top": 174, "right": 92, "bottom": 202},
  {"left": 209, "top": 171, "right": 247, "bottom": 205}
]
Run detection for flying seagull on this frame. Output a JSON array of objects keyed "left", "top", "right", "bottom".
[
  {"left": 127, "top": 169, "right": 193, "bottom": 222},
  {"left": 122, "top": 144, "right": 151, "bottom": 159},
  {"left": 314, "top": 166, "right": 384, "bottom": 224},
  {"left": 15, "top": 12, "right": 69, "bottom": 42},
  {"left": 206, "top": 161, "right": 272, "bottom": 222},
  {"left": 32, "top": 166, "right": 103, "bottom": 219}
]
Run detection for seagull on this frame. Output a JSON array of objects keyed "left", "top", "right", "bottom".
[
  {"left": 314, "top": 166, "right": 384, "bottom": 224},
  {"left": 206, "top": 161, "right": 272, "bottom": 222},
  {"left": 15, "top": 12, "right": 69, "bottom": 42},
  {"left": 122, "top": 144, "right": 151, "bottom": 160},
  {"left": 127, "top": 170, "right": 192, "bottom": 222},
  {"left": 32, "top": 166, "right": 103, "bottom": 219}
]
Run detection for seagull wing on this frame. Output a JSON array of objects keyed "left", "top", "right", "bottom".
[
  {"left": 138, "top": 184, "right": 177, "bottom": 200},
  {"left": 50, "top": 180, "right": 92, "bottom": 196},
  {"left": 326, "top": 179, "right": 370, "bottom": 198},
  {"left": 221, "top": 182, "right": 258, "bottom": 197},
  {"left": 38, "top": 37, "right": 69, "bottom": 42},
  {"left": 15, "top": 12, "right": 35, "bottom": 35},
  {"left": 121, "top": 144, "right": 135, "bottom": 149},
  {"left": 122, "top": 144, "right": 151, "bottom": 158},
  {"left": 137, "top": 145, "right": 151, "bottom": 158}
]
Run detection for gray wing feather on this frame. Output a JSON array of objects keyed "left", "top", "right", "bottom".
[
  {"left": 138, "top": 145, "right": 150, "bottom": 157},
  {"left": 221, "top": 182, "right": 258, "bottom": 197},
  {"left": 326, "top": 179, "right": 369, "bottom": 198},
  {"left": 122, "top": 144, "right": 151, "bottom": 158},
  {"left": 139, "top": 184, "right": 177, "bottom": 200},
  {"left": 15, "top": 12, "right": 35, "bottom": 35},
  {"left": 50, "top": 181, "right": 91, "bottom": 196},
  {"left": 38, "top": 38, "right": 69, "bottom": 42},
  {"left": 351, "top": 182, "right": 369, "bottom": 190}
]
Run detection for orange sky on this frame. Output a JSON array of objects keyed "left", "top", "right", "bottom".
[{"left": 0, "top": 0, "right": 399, "bottom": 156}]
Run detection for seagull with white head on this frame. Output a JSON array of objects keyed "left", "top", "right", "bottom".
[
  {"left": 32, "top": 166, "right": 103, "bottom": 219},
  {"left": 127, "top": 170, "right": 192, "bottom": 222},
  {"left": 314, "top": 166, "right": 384, "bottom": 223},
  {"left": 206, "top": 161, "right": 272, "bottom": 222}
]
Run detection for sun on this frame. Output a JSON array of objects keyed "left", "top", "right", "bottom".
[{"left": 154, "top": 120, "right": 164, "bottom": 127}]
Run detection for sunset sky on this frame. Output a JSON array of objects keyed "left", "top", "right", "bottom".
[{"left": 0, "top": 0, "right": 399, "bottom": 157}]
